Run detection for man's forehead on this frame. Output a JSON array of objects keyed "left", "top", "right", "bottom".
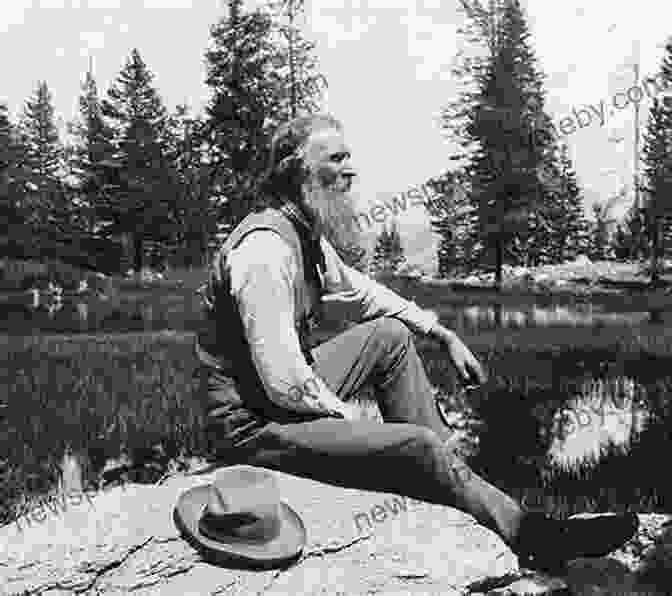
[{"left": 306, "top": 127, "right": 349, "bottom": 156}]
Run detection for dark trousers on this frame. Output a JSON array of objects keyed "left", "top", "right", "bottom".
[{"left": 201, "top": 316, "right": 523, "bottom": 544}]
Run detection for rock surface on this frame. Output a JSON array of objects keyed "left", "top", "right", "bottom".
[{"left": 1, "top": 464, "right": 670, "bottom": 595}]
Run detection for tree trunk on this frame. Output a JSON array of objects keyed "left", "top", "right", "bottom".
[
  {"left": 494, "top": 302, "right": 503, "bottom": 327},
  {"left": 650, "top": 216, "right": 660, "bottom": 286},
  {"left": 133, "top": 234, "right": 144, "bottom": 272},
  {"left": 288, "top": 4, "right": 297, "bottom": 118},
  {"left": 120, "top": 232, "right": 133, "bottom": 273}
]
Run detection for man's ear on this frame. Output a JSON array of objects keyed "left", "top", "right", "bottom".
[
  {"left": 277, "top": 155, "right": 294, "bottom": 175},
  {"left": 278, "top": 153, "right": 311, "bottom": 187},
  {"left": 277, "top": 153, "right": 300, "bottom": 174}
]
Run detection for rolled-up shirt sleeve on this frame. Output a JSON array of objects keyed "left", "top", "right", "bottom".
[
  {"left": 227, "top": 231, "right": 345, "bottom": 416},
  {"left": 320, "top": 238, "right": 439, "bottom": 334}
]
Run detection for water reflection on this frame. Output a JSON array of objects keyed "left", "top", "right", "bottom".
[
  {"left": 0, "top": 288, "right": 669, "bottom": 335},
  {"left": 45, "top": 298, "right": 64, "bottom": 318},
  {"left": 0, "top": 291, "right": 168, "bottom": 334},
  {"left": 453, "top": 303, "right": 654, "bottom": 331},
  {"left": 76, "top": 302, "right": 88, "bottom": 323},
  {"left": 548, "top": 377, "right": 650, "bottom": 465},
  {"left": 141, "top": 303, "right": 154, "bottom": 322}
]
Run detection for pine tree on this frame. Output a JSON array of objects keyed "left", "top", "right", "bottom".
[
  {"left": 59, "top": 67, "right": 129, "bottom": 273},
  {"left": 437, "top": 0, "right": 502, "bottom": 277},
  {"left": 426, "top": 170, "right": 474, "bottom": 277},
  {"left": 67, "top": 67, "right": 117, "bottom": 235},
  {"left": 18, "top": 81, "right": 66, "bottom": 233},
  {"left": 519, "top": 152, "right": 558, "bottom": 265},
  {"left": 204, "top": 1, "right": 282, "bottom": 228},
  {"left": 611, "top": 223, "right": 630, "bottom": 261},
  {"left": 559, "top": 144, "right": 588, "bottom": 260},
  {"left": 101, "top": 48, "right": 177, "bottom": 272},
  {"left": 163, "top": 104, "right": 220, "bottom": 267},
  {"left": 641, "top": 98, "right": 672, "bottom": 282},
  {"left": 621, "top": 200, "right": 648, "bottom": 260},
  {"left": 0, "top": 103, "right": 31, "bottom": 258},
  {"left": 609, "top": 192, "right": 649, "bottom": 263},
  {"left": 440, "top": 1, "right": 502, "bottom": 182},
  {"left": 203, "top": 0, "right": 326, "bottom": 230},
  {"left": 541, "top": 142, "right": 588, "bottom": 262},
  {"left": 443, "top": 0, "right": 558, "bottom": 288},
  {"left": 12, "top": 82, "right": 112, "bottom": 272},
  {"left": 587, "top": 190, "right": 622, "bottom": 260},
  {"left": 370, "top": 221, "right": 406, "bottom": 276},
  {"left": 269, "top": 0, "right": 326, "bottom": 118},
  {"left": 641, "top": 38, "right": 672, "bottom": 285}
]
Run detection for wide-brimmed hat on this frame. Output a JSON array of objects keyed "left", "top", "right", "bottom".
[{"left": 173, "top": 465, "right": 306, "bottom": 569}]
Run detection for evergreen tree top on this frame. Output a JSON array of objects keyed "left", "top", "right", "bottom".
[
  {"left": 104, "top": 48, "right": 168, "bottom": 130},
  {"left": 19, "top": 80, "right": 63, "bottom": 180}
]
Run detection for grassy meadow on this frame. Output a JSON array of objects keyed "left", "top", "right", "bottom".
[{"left": 2, "top": 267, "right": 672, "bottom": 530}]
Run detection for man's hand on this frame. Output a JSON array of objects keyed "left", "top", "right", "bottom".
[
  {"left": 327, "top": 400, "right": 360, "bottom": 421},
  {"left": 428, "top": 324, "right": 487, "bottom": 387}
]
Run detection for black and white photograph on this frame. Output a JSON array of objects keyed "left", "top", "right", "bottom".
[{"left": 1, "top": 1, "right": 672, "bottom": 594}]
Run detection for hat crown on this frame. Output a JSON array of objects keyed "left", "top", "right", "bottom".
[
  {"left": 199, "top": 466, "right": 282, "bottom": 544},
  {"left": 174, "top": 465, "right": 307, "bottom": 567}
]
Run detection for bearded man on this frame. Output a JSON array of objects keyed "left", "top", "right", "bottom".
[{"left": 195, "top": 113, "right": 637, "bottom": 571}]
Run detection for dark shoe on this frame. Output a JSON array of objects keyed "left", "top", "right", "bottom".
[{"left": 513, "top": 510, "right": 639, "bottom": 573}]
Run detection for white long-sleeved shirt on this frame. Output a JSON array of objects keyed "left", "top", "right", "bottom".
[{"left": 227, "top": 230, "right": 439, "bottom": 416}]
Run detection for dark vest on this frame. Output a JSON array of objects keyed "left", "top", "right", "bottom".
[{"left": 196, "top": 205, "right": 326, "bottom": 424}]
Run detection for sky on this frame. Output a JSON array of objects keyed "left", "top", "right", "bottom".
[{"left": 1, "top": 0, "right": 671, "bottom": 271}]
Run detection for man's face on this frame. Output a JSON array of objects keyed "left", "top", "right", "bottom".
[
  {"left": 303, "top": 127, "right": 356, "bottom": 193},
  {"left": 300, "top": 127, "right": 362, "bottom": 254}
]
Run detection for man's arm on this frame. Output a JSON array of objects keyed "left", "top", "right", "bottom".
[
  {"left": 320, "top": 238, "right": 440, "bottom": 335},
  {"left": 227, "top": 231, "right": 348, "bottom": 417},
  {"left": 319, "top": 238, "right": 488, "bottom": 386}
]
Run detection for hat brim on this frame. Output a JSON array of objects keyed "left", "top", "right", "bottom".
[{"left": 173, "top": 484, "right": 306, "bottom": 570}]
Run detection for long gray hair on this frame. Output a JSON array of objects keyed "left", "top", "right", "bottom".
[{"left": 254, "top": 114, "right": 343, "bottom": 207}]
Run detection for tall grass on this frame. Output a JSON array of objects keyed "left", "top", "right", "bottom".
[
  {"left": 2, "top": 316, "right": 672, "bottom": 528},
  {"left": 0, "top": 331, "right": 208, "bottom": 526}
]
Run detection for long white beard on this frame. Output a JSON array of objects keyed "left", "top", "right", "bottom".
[{"left": 301, "top": 173, "right": 363, "bottom": 256}]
